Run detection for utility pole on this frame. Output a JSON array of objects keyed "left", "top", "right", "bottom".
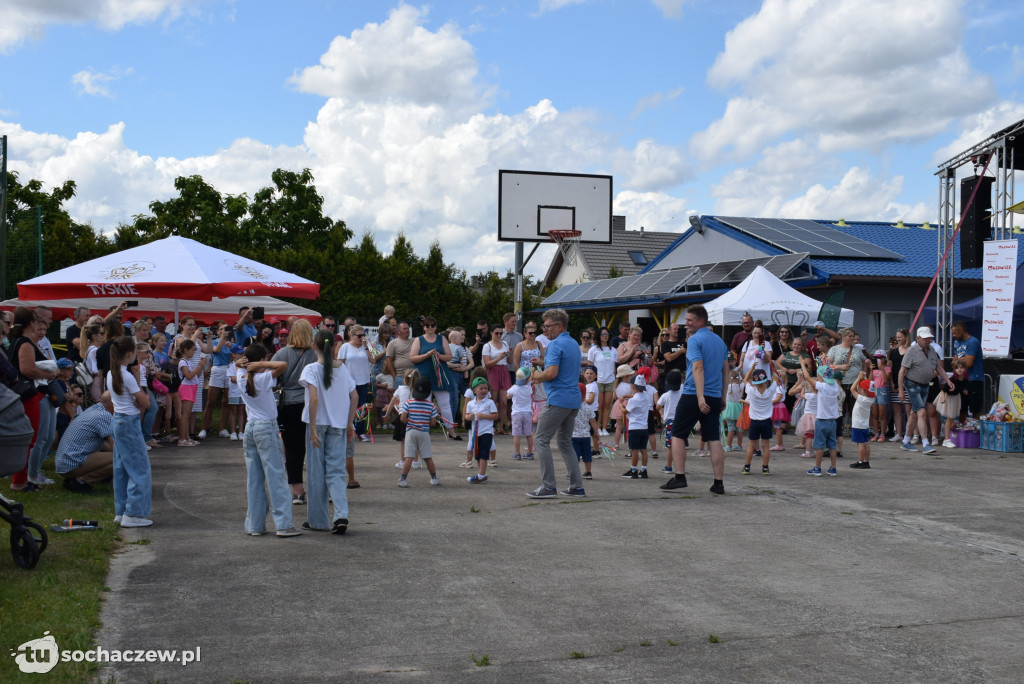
[{"left": 0, "top": 135, "right": 8, "bottom": 301}]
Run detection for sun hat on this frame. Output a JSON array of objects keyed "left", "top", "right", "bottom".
[
  {"left": 817, "top": 365, "right": 836, "bottom": 384},
  {"left": 615, "top": 364, "right": 634, "bottom": 379}
]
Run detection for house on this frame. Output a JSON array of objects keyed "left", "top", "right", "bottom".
[
  {"left": 540, "top": 215, "right": 1024, "bottom": 350},
  {"left": 541, "top": 215, "right": 683, "bottom": 290}
]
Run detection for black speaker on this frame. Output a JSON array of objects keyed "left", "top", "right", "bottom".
[{"left": 959, "top": 176, "right": 992, "bottom": 269}]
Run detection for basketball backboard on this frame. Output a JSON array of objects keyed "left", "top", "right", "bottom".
[{"left": 498, "top": 170, "right": 612, "bottom": 243}]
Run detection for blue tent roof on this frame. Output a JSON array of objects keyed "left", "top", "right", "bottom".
[{"left": 641, "top": 217, "right": 1024, "bottom": 280}]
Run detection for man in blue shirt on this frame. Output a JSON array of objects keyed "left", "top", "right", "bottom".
[
  {"left": 662, "top": 305, "right": 730, "bottom": 495},
  {"left": 56, "top": 395, "right": 115, "bottom": 493},
  {"left": 951, "top": 321, "right": 984, "bottom": 420},
  {"left": 527, "top": 308, "right": 584, "bottom": 498},
  {"left": 234, "top": 307, "right": 259, "bottom": 346}
]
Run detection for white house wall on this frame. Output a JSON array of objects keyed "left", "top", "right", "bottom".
[
  {"left": 553, "top": 255, "right": 589, "bottom": 287},
  {"left": 651, "top": 231, "right": 767, "bottom": 270}
]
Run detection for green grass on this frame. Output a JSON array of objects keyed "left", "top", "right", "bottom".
[{"left": 1, "top": 472, "right": 121, "bottom": 684}]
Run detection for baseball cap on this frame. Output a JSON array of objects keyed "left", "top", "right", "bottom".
[
  {"left": 632, "top": 375, "right": 647, "bottom": 388},
  {"left": 515, "top": 367, "right": 530, "bottom": 385},
  {"left": 230, "top": 343, "right": 245, "bottom": 354},
  {"left": 872, "top": 349, "right": 886, "bottom": 358},
  {"left": 916, "top": 326, "right": 934, "bottom": 339},
  {"left": 413, "top": 377, "right": 432, "bottom": 400},
  {"left": 814, "top": 320, "right": 825, "bottom": 328},
  {"left": 57, "top": 358, "right": 74, "bottom": 369},
  {"left": 859, "top": 379, "right": 875, "bottom": 397},
  {"left": 751, "top": 369, "right": 769, "bottom": 385},
  {"left": 471, "top": 377, "right": 489, "bottom": 389},
  {"left": 817, "top": 365, "right": 836, "bottom": 384}
]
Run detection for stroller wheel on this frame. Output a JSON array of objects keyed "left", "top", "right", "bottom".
[
  {"left": 25, "top": 520, "right": 48, "bottom": 554},
  {"left": 10, "top": 527, "right": 41, "bottom": 569}
]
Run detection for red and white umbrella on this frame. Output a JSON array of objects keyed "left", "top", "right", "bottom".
[{"left": 17, "top": 236, "right": 319, "bottom": 301}]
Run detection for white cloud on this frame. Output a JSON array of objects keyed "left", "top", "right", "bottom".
[
  {"left": 536, "top": 0, "right": 589, "bottom": 14},
  {"left": 693, "top": 0, "right": 997, "bottom": 162},
  {"left": 613, "top": 190, "right": 689, "bottom": 234},
  {"left": 630, "top": 86, "right": 684, "bottom": 119},
  {"left": 610, "top": 139, "right": 691, "bottom": 192},
  {"left": 71, "top": 67, "right": 134, "bottom": 98},
  {"left": 288, "top": 4, "right": 483, "bottom": 113},
  {"left": 650, "top": 0, "right": 691, "bottom": 19},
  {"left": 933, "top": 101, "right": 1024, "bottom": 165},
  {"left": 0, "top": 0, "right": 192, "bottom": 53}
]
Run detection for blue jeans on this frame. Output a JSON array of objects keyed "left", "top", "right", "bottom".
[
  {"left": 354, "top": 384, "right": 370, "bottom": 436},
  {"left": 141, "top": 388, "right": 158, "bottom": 442},
  {"left": 243, "top": 418, "right": 294, "bottom": 534},
  {"left": 447, "top": 369, "right": 466, "bottom": 423},
  {"left": 904, "top": 380, "right": 929, "bottom": 412},
  {"left": 305, "top": 424, "right": 350, "bottom": 529},
  {"left": 28, "top": 402, "right": 57, "bottom": 478},
  {"left": 112, "top": 413, "right": 152, "bottom": 518},
  {"left": 534, "top": 404, "right": 582, "bottom": 489}
]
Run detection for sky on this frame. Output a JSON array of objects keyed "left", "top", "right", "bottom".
[{"left": 1, "top": 0, "right": 1022, "bottom": 280}]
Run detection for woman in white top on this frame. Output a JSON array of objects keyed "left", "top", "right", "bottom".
[
  {"left": 107, "top": 335, "right": 153, "bottom": 528},
  {"left": 337, "top": 323, "right": 374, "bottom": 442},
  {"left": 740, "top": 326, "right": 774, "bottom": 377},
  {"left": 237, "top": 342, "right": 301, "bottom": 538},
  {"left": 482, "top": 325, "right": 512, "bottom": 434},
  {"left": 302, "top": 330, "right": 359, "bottom": 534},
  {"left": 588, "top": 327, "right": 618, "bottom": 435}
]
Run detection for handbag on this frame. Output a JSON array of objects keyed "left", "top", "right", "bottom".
[
  {"left": 151, "top": 378, "right": 170, "bottom": 395},
  {"left": 10, "top": 376, "right": 38, "bottom": 401},
  {"left": 75, "top": 361, "right": 95, "bottom": 389}
]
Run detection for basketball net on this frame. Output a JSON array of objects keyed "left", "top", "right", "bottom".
[{"left": 549, "top": 229, "right": 581, "bottom": 267}]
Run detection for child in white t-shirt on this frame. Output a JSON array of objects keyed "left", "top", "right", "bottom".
[
  {"left": 464, "top": 377, "right": 498, "bottom": 484},
  {"left": 656, "top": 369, "right": 683, "bottom": 474},
  {"left": 226, "top": 344, "right": 245, "bottom": 440},
  {"left": 387, "top": 370, "right": 419, "bottom": 470},
  {"left": 583, "top": 366, "right": 601, "bottom": 455},
  {"left": 507, "top": 368, "right": 535, "bottom": 460},
  {"left": 571, "top": 382, "right": 595, "bottom": 479},
  {"left": 807, "top": 365, "right": 841, "bottom": 477},
  {"left": 461, "top": 368, "right": 497, "bottom": 467},
  {"left": 849, "top": 373, "right": 874, "bottom": 470},
  {"left": 621, "top": 375, "right": 652, "bottom": 479},
  {"left": 741, "top": 367, "right": 783, "bottom": 475}
]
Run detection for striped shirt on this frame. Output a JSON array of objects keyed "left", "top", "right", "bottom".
[
  {"left": 55, "top": 403, "right": 113, "bottom": 474},
  {"left": 400, "top": 398, "right": 439, "bottom": 432}
]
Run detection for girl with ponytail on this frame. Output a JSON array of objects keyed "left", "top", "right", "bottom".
[
  {"left": 107, "top": 335, "right": 153, "bottom": 528},
  {"left": 236, "top": 342, "right": 301, "bottom": 537},
  {"left": 298, "top": 330, "right": 358, "bottom": 534}
]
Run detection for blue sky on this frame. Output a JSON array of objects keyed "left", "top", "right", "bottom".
[{"left": 1, "top": 0, "right": 1022, "bottom": 279}]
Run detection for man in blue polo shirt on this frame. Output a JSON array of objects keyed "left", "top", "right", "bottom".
[
  {"left": 662, "top": 305, "right": 730, "bottom": 495},
  {"left": 234, "top": 306, "right": 259, "bottom": 346},
  {"left": 57, "top": 394, "right": 115, "bottom": 493},
  {"left": 527, "top": 308, "right": 584, "bottom": 498}
]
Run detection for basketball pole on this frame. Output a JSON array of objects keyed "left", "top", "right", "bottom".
[{"left": 514, "top": 241, "right": 524, "bottom": 333}]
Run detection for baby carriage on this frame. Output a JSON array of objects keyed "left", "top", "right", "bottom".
[{"left": 0, "top": 384, "right": 49, "bottom": 569}]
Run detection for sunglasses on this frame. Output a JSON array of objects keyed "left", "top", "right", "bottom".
[
  {"left": 423, "top": 324, "right": 435, "bottom": 328},
  {"left": 354, "top": 334, "right": 365, "bottom": 338},
  {"left": 580, "top": 335, "right": 590, "bottom": 339},
  {"left": 323, "top": 323, "right": 336, "bottom": 328},
  {"left": 600, "top": 332, "right": 609, "bottom": 336},
  {"left": 526, "top": 330, "right": 537, "bottom": 334}
]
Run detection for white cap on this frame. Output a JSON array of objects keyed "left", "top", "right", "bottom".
[
  {"left": 632, "top": 375, "right": 646, "bottom": 388},
  {"left": 916, "top": 326, "right": 934, "bottom": 339},
  {"left": 814, "top": 320, "right": 825, "bottom": 327}
]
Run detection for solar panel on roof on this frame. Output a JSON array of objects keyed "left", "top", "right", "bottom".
[{"left": 717, "top": 217, "right": 903, "bottom": 260}]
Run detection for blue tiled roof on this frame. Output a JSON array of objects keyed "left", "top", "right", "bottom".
[{"left": 646, "top": 217, "right": 1024, "bottom": 280}]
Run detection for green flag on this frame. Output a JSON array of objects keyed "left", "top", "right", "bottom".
[{"left": 817, "top": 291, "right": 846, "bottom": 332}]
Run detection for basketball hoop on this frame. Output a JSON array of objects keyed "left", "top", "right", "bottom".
[{"left": 548, "top": 229, "right": 582, "bottom": 267}]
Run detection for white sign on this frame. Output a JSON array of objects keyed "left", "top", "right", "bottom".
[{"left": 981, "top": 240, "right": 1018, "bottom": 357}]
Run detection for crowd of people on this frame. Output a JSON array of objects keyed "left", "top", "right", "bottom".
[{"left": 2, "top": 300, "right": 984, "bottom": 533}]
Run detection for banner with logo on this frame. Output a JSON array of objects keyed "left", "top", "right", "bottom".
[{"left": 982, "top": 240, "right": 1018, "bottom": 357}]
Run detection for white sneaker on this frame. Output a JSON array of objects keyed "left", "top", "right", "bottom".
[
  {"left": 197, "top": 430, "right": 207, "bottom": 439},
  {"left": 28, "top": 474, "right": 55, "bottom": 485},
  {"left": 219, "top": 429, "right": 231, "bottom": 438},
  {"left": 911, "top": 435, "right": 921, "bottom": 444},
  {"left": 395, "top": 461, "right": 404, "bottom": 468},
  {"left": 121, "top": 515, "right": 154, "bottom": 528},
  {"left": 359, "top": 434, "right": 371, "bottom": 442},
  {"left": 230, "top": 432, "right": 238, "bottom": 441},
  {"left": 412, "top": 461, "right": 421, "bottom": 469},
  {"left": 145, "top": 444, "right": 152, "bottom": 451},
  {"left": 398, "top": 478, "right": 409, "bottom": 488},
  {"left": 114, "top": 515, "right": 122, "bottom": 524},
  {"left": 430, "top": 477, "right": 439, "bottom": 486},
  {"left": 942, "top": 439, "right": 956, "bottom": 448},
  {"left": 889, "top": 434, "right": 903, "bottom": 442}
]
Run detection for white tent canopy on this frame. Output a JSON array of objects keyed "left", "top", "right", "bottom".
[
  {"left": 0, "top": 295, "right": 321, "bottom": 324},
  {"left": 702, "top": 266, "right": 854, "bottom": 328}
]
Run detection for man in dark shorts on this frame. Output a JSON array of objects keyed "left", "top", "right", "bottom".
[{"left": 662, "top": 305, "right": 730, "bottom": 495}]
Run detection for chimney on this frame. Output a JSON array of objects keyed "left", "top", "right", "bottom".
[{"left": 640, "top": 225, "right": 645, "bottom": 237}]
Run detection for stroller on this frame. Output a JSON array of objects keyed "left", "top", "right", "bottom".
[{"left": 0, "top": 384, "right": 49, "bottom": 569}]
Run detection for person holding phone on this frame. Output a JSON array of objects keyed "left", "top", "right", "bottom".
[{"left": 234, "top": 307, "right": 258, "bottom": 346}]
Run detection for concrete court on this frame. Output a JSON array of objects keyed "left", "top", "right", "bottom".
[{"left": 97, "top": 431, "right": 1024, "bottom": 683}]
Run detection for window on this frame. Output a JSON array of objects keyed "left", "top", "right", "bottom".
[
  {"left": 628, "top": 250, "right": 648, "bottom": 266},
  {"left": 868, "top": 311, "right": 913, "bottom": 350}
]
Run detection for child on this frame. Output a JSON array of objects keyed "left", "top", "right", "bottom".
[
  {"left": 770, "top": 368, "right": 790, "bottom": 452},
  {"left": 939, "top": 360, "right": 969, "bottom": 448},
  {"left": 237, "top": 342, "right": 301, "bottom": 537},
  {"left": 461, "top": 367, "right": 497, "bottom": 467},
  {"left": 656, "top": 369, "right": 683, "bottom": 474},
  {"left": 806, "top": 365, "right": 841, "bottom": 477},
  {"left": 387, "top": 370, "right": 418, "bottom": 470},
  {"left": 621, "top": 374, "right": 652, "bottom": 479},
  {"left": 870, "top": 350, "right": 891, "bottom": 441},
  {"left": 793, "top": 379, "right": 818, "bottom": 458},
  {"left": 722, "top": 369, "right": 744, "bottom": 452},
  {"left": 638, "top": 367, "right": 660, "bottom": 459},
  {"left": 226, "top": 344, "right": 246, "bottom": 440},
  {"left": 300, "top": 330, "right": 359, "bottom": 531},
  {"left": 107, "top": 335, "right": 153, "bottom": 528},
  {"left": 375, "top": 372, "right": 395, "bottom": 430},
  {"left": 84, "top": 325, "right": 105, "bottom": 404},
  {"left": 742, "top": 367, "right": 783, "bottom": 475},
  {"left": 611, "top": 364, "right": 634, "bottom": 451},
  {"left": 508, "top": 367, "right": 535, "bottom": 460},
  {"left": 849, "top": 374, "right": 874, "bottom": 469},
  {"left": 176, "top": 339, "right": 207, "bottom": 447},
  {"left": 398, "top": 377, "right": 441, "bottom": 487},
  {"left": 571, "top": 383, "right": 594, "bottom": 479},
  {"left": 464, "top": 377, "right": 498, "bottom": 483},
  {"left": 583, "top": 366, "right": 601, "bottom": 455}
]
